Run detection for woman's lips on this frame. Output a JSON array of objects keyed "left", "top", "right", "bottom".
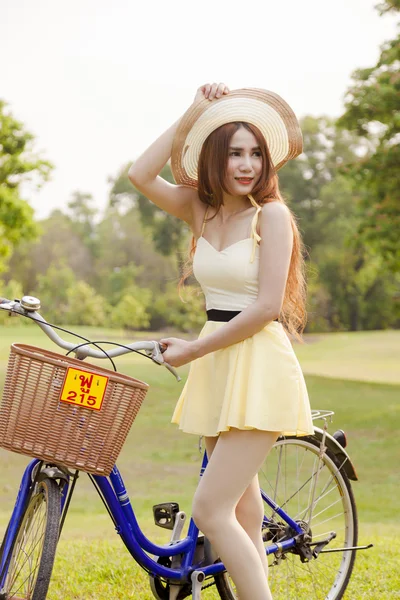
[{"left": 236, "top": 178, "right": 253, "bottom": 184}]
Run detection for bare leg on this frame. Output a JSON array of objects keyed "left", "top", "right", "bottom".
[
  {"left": 235, "top": 474, "right": 270, "bottom": 578},
  {"left": 194, "top": 429, "right": 279, "bottom": 600},
  {"left": 205, "top": 438, "right": 269, "bottom": 578}
]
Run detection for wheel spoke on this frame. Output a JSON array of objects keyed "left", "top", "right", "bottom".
[
  {"left": 8, "top": 530, "right": 45, "bottom": 594},
  {"left": 294, "top": 481, "right": 337, "bottom": 522},
  {"left": 259, "top": 438, "right": 357, "bottom": 600},
  {"left": 295, "top": 492, "right": 342, "bottom": 524},
  {"left": 3, "top": 479, "right": 60, "bottom": 600},
  {"left": 7, "top": 499, "right": 46, "bottom": 590},
  {"left": 305, "top": 561, "right": 326, "bottom": 598},
  {"left": 8, "top": 555, "right": 41, "bottom": 599}
]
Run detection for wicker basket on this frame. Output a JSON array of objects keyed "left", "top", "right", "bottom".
[{"left": 0, "top": 344, "right": 149, "bottom": 475}]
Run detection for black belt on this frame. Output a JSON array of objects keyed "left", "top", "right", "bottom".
[{"left": 207, "top": 309, "right": 279, "bottom": 323}]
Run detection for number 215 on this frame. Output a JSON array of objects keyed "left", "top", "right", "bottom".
[{"left": 66, "top": 391, "right": 96, "bottom": 406}]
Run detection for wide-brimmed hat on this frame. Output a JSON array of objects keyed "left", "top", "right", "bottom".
[{"left": 171, "top": 88, "right": 303, "bottom": 187}]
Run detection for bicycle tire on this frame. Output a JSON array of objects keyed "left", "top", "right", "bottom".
[
  {"left": 214, "top": 436, "right": 358, "bottom": 600},
  {"left": 0, "top": 477, "right": 61, "bottom": 600}
]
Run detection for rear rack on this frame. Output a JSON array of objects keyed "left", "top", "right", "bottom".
[{"left": 311, "top": 409, "right": 335, "bottom": 422}]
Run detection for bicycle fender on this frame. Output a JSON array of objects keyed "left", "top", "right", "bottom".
[
  {"left": 312, "top": 427, "right": 358, "bottom": 481},
  {"left": 278, "top": 430, "right": 358, "bottom": 481},
  {"left": 37, "top": 466, "right": 69, "bottom": 484}
]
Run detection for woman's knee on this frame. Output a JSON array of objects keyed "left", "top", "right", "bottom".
[
  {"left": 235, "top": 493, "right": 264, "bottom": 533},
  {"left": 192, "top": 492, "right": 211, "bottom": 532},
  {"left": 192, "top": 491, "right": 226, "bottom": 535}
]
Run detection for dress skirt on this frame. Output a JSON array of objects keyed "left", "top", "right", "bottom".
[{"left": 171, "top": 320, "right": 314, "bottom": 437}]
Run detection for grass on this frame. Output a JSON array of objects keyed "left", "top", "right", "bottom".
[
  {"left": 295, "top": 329, "right": 400, "bottom": 385},
  {"left": 0, "top": 324, "right": 399, "bottom": 598},
  {"left": 44, "top": 528, "right": 400, "bottom": 599}
]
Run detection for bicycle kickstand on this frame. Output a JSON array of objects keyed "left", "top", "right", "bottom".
[{"left": 191, "top": 571, "right": 205, "bottom": 600}]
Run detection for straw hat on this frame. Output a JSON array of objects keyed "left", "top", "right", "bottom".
[{"left": 171, "top": 88, "right": 303, "bottom": 187}]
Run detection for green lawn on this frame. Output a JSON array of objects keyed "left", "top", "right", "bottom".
[
  {"left": 0, "top": 324, "right": 399, "bottom": 598},
  {"left": 295, "top": 329, "right": 400, "bottom": 385}
]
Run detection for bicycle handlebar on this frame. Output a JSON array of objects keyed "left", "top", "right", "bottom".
[{"left": 0, "top": 296, "right": 181, "bottom": 382}]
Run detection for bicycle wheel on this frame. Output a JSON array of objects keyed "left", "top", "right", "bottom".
[
  {"left": 215, "top": 436, "right": 358, "bottom": 600},
  {"left": 0, "top": 477, "right": 61, "bottom": 600}
]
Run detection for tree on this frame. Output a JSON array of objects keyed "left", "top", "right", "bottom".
[
  {"left": 94, "top": 205, "right": 177, "bottom": 294},
  {"left": 36, "top": 263, "right": 76, "bottom": 323},
  {"left": 109, "top": 162, "right": 190, "bottom": 257},
  {"left": 277, "top": 114, "right": 398, "bottom": 332},
  {"left": 375, "top": 0, "right": 400, "bottom": 15},
  {"left": 310, "top": 243, "right": 399, "bottom": 331},
  {"left": 336, "top": 2, "right": 400, "bottom": 272},
  {"left": 149, "top": 283, "right": 205, "bottom": 332},
  {"left": 110, "top": 286, "right": 152, "bottom": 330},
  {"left": 0, "top": 279, "right": 29, "bottom": 326},
  {"left": 0, "top": 100, "right": 52, "bottom": 270},
  {"left": 36, "top": 263, "right": 111, "bottom": 327},
  {"left": 103, "top": 263, "right": 143, "bottom": 304},
  {"left": 7, "top": 209, "right": 94, "bottom": 293},
  {"left": 67, "top": 191, "right": 99, "bottom": 255},
  {"left": 278, "top": 115, "right": 363, "bottom": 252},
  {"left": 64, "top": 281, "right": 110, "bottom": 327}
]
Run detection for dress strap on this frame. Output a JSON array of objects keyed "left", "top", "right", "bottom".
[
  {"left": 200, "top": 206, "right": 209, "bottom": 237},
  {"left": 248, "top": 194, "right": 262, "bottom": 263}
]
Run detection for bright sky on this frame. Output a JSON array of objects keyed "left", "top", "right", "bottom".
[{"left": 2, "top": 0, "right": 398, "bottom": 219}]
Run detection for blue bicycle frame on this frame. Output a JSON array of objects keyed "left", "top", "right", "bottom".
[{"left": 0, "top": 451, "right": 304, "bottom": 587}]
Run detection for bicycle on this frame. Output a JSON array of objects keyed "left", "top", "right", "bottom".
[{"left": 0, "top": 295, "right": 372, "bottom": 600}]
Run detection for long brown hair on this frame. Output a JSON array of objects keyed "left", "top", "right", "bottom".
[{"left": 179, "top": 122, "right": 308, "bottom": 342}]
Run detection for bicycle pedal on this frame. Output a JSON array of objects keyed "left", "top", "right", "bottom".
[{"left": 153, "top": 502, "right": 180, "bottom": 530}]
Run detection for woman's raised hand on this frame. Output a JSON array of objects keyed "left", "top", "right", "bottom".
[{"left": 193, "top": 82, "right": 230, "bottom": 105}]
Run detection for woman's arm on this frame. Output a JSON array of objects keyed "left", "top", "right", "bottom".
[
  {"left": 160, "top": 202, "right": 293, "bottom": 366},
  {"left": 128, "top": 83, "right": 229, "bottom": 225}
]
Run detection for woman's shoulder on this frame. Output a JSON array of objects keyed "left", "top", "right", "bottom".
[
  {"left": 260, "top": 200, "right": 290, "bottom": 216},
  {"left": 257, "top": 201, "right": 291, "bottom": 237}
]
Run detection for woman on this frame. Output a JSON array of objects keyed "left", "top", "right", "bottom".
[{"left": 128, "top": 83, "right": 314, "bottom": 600}]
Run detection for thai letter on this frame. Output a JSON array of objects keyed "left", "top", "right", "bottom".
[{"left": 79, "top": 374, "right": 93, "bottom": 389}]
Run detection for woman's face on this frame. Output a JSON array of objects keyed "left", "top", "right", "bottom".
[{"left": 225, "top": 127, "right": 262, "bottom": 197}]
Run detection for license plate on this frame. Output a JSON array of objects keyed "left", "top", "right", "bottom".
[{"left": 60, "top": 367, "right": 109, "bottom": 411}]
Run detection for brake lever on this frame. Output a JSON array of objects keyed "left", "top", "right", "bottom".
[
  {"left": 164, "top": 362, "right": 182, "bottom": 382},
  {"left": 147, "top": 341, "right": 181, "bottom": 382},
  {"left": 0, "top": 300, "right": 21, "bottom": 316},
  {"left": 0, "top": 300, "right": 13, "bottom": 309}
]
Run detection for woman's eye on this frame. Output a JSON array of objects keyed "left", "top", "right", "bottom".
[
  {"left": 253, "top": 151, "right": 262, "bottom": 157},
  {"left": 229, "top": 151, "right": 240, "bottom": 156}
]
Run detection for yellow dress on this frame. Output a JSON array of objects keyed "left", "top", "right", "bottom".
[{"left": 171, "top": 200, "right": 314, "bottom": 438}]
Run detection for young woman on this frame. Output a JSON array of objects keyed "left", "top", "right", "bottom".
[{"left": 128, "top": 83, "right": 314, "bottom": 600}]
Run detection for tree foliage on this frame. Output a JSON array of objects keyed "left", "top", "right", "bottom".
[
  {"left": 111, "top": 286, "right": 152, "bottom": 330},
  {"left": 0, "top": 279, "right": 27, "bottom": 325},
  {"left": 336, "top": 4, "right": 400, "bottom": 271},
  {"left": 7, "top": 209, "right": 94, "bottom": 292},
  {"left": 0, "top": 100, "right": 52, "bottom": 270},
  {"left": 109, "top": 162, "right": 189, "bottom": 256},
  {"left": 375, "top": 0, "right": 400, "bottom": 15},
  {"left": 64, "top": 281, "right": 109, "bottom": 327},
  {"left": 279, "top": 115, "right": 361, "bottom": 251},
  {"left": 66, "top": 191, "right": 99, "bottom": 254},
  {"left": 93, "top": 205, "right": 177, "bottom": 294},
  {"left": 2, "top": 104, "right": 398, "bottom": 332},
  {"left": 149, "top": 283, "right": 205, "bottom": 332}
]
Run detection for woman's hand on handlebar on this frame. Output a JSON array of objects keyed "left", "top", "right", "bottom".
[
  {"left": 158, "top": 337, "right": 198, "bottom": 368},
  {"left": 159, "top": 341, "right": 168, "bottom": 354}
]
